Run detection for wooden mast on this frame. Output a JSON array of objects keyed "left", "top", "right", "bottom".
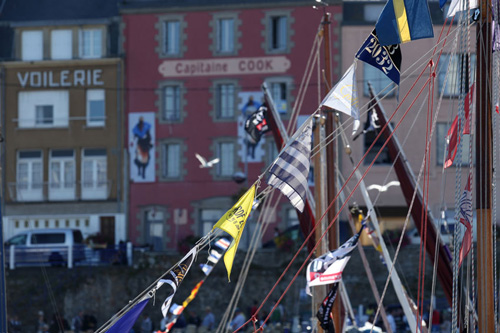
[
  {"left": 475, "top": 0, "right": 494, "bottom": 328},
  {"left": 320, "top": 10, "right": 342, "bottom": 331}
]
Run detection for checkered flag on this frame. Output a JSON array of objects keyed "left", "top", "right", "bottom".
[{"left": 268, "top": 119, "right": 312, "bottom": 212}]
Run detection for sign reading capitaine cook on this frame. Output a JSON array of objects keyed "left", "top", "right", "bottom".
[
  {"left": 16, "top": 69, "right": 104, "bottom": 88},
  {"left": 158, "top": 56, "right": 291, "bottom": 77}
]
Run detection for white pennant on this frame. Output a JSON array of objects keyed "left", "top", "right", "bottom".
[{"left": 320, "top": 62, "right": 360, "bottom": 134}]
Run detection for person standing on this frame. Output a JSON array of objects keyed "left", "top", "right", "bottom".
[
  {"left": 35, "top": 310, "right": 47, "bottom": 333},
  {"left": 71, "top": 310, "right": 84, "bottom": 333},
  {"left": 140, "top": 313, "right": 152, "bottom": 333},
  {"left": 200, "top": 306, "right": 215, "bottom": 332},
  {"left": 229, "top": 308, "right": 245, "bottom": 331}
]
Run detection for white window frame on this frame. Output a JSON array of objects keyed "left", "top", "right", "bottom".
[
  {"left": 216, "top": 141, "right": 236, "bottom": 178},
  {"left": 265, "top": 77, "right": 292, "bottom": 115},
  {"left": 49, "top": 149, "right": 75, "bottom": 201},
  {"left": 18, "top": 90, "right": 69, "bottom": 128},
  {"left": 35, "top": 105, "right": 54, "bottom": 126},
  {"left": 81, "top": 149, "right": 107, "bottom": 200},
  {"left": 163, "top": 20, "right": 180, "bottom": 56},
  {"left": 79, "top": 28, "right": 103, "bottom": 59},
  {"left": 21, "top": 30, "right": 43, "bottom": 61},
  {"left": 216, "top": 83, "right": 235, "bottom": 119},
  {"left": 436, "top": 122, "right": 475, "bottom": 166},
  {"left": 217, "top": 18, "right": 235, "bottom": 53},
  {"left": 50, "top": 29, "right": 73, "bottom": 60},
  {"left": 86, "top": 89, "right": 105, "bottom": 127},
  {"left": 16, "top": 150, "right": 43, "bottom": 202},
  {"left": 265, "top": 12, "right": 291, "bottom": 53},
  {"left": 161, "top": 142, "right": 181, "bottom": 180},
  {"left": 163, "top": 84, "right": 181, "bottom": 121}
]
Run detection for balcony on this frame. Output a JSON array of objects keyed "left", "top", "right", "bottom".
[{"left": 8, "top": 181, "right": 112, "bottom": 202}]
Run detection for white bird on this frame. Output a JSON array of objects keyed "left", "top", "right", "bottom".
[
  {"left": 366, "top": 181, "right": 400, "bottom": 192},
  {"left": 195, "top": 153, "right": 220, "bottom": 168}
]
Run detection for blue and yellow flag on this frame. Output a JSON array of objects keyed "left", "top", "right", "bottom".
[
  {"left": 375, "top": 0, "right": 434, "bottom": 46},
  {"left": 212, "top": 185, "right": 256, "bottom": 280}
]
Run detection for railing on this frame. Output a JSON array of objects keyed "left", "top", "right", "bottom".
[
  {"left": 7, "top": 181, "right": 112, "bottom": 202},
  {"left": 5, "top": 242, "right": 133, "bottom": 269}
]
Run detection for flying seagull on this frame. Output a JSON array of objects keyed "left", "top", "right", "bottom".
[
  {"left": 195, "top": 153, "right": 220, "bottom": 168},
  {"left": 366, "top": 181, "right": 400, "bottom": 192}
]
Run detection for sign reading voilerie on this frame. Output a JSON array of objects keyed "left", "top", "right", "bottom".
[
  {"left": 16, "top": 69, "right": 105, "bottom": 88},
  {"left": 158, "top": 56, "right": 291, "bottom": 77}
]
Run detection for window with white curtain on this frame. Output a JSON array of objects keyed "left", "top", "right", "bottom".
[
  {"left": 270, "top": 81, "right": 288, "bottom": 114},
  {"left": 51, "top": 30, "right": 72, "bottom": 60},
  {"left": 163, "top": 20, "right": 180, "bottom": 56},
  {"left": 21, "top": 30, "right": 43, "bottom": 61},
  {"left": 438, "top": 54, "right": 476, "bottom": 97},
  {"left": 81, "top": 148, "right": 107, "bottom": 200},
  {"left": 79, "top": 28, "right": 102, "bottom": 58},
  {"left": 18, "top": 90, "right": 69, "bottom": 128},
  {"left": 16, "top": 150, "right": 43, "bottom": 201},
  {"left": 217, "top": 141, "right": 235, "bottom": 177},
  {"left": 217, "top": 18, "right": 234, "bottom": 53},
  {"left": 86, "top": 89, "right": 105, "bottom": 126},
  {"left": 163, "top": 85, "right": 180, "bottom": 121},
  {"left": 49, "top": 149, "right": 75, "bottom": 200},
  {"left": 161, "top": 142, "right": 181, "bottom": 179}
]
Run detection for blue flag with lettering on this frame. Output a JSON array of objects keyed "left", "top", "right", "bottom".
[{"left": 355, "top": 30, "right": 402, "bottom": 86}]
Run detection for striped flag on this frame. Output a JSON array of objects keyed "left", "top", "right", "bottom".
[
  {"left": 458, "top": 173, "right": 473, "bottom": 267},
  {"left": 157, "top": 247, "right": 197, "bottom": 317},
  {"left": 268, "top": 120, "right": 313, "bottom": 212}
]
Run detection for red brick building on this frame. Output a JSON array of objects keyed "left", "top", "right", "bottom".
[{"left": 121, "top": 0, "right": 341, "bottom": 250}]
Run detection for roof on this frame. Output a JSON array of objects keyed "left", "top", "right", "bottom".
[
  {"left": 0, "top": 0, "right": 119, "bottom": 23},
  {"left": 119, "top": 0, "right": 338, "bottom": 13}
]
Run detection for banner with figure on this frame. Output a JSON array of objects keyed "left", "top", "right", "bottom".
[{"left": 129, "top": 112, "right": 155, "bottom": 182}]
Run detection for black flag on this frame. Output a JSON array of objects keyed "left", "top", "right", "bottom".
[
  {"left": 244, "top": 105, "right": 269, "bottom": 144},
  {"left": 352, "top": 105, "right": 381, "bottom": 141},
  {"left": 316, "top": 283, "right": 339, "bottom": 333}
]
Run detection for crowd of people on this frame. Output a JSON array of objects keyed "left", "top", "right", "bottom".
[{"left": 7, "top": 309, "right": 99, "bottom": 333}]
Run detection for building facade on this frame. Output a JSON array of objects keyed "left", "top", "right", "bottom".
[
  {"left": 0, "top": 0, "right": 125, "bottom": 245},
  {"left": 121, "top": 0, "right": 342, "bottom": 250}
]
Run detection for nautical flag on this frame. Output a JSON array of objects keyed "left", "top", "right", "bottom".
[
  {"left": 446, "top": 0, "right": 478, "bottom": 17},
  {"left": 212, "top": 186, "right": 256, "bottom": 280},
  {"left": 375, "top": 0, "right": 434, "bottom": 46},
  {"left": 306, "top": 225, "right": 364, "bottom": 295},
  {"left": 316, "top": 283, "right": 339, "bottom": 333},
  {"left": 157, "top": 247, "right": 197, "bottom": 317},
  {"left": 458, "top": 173, "right": 473, "bottom": 267},
  {"left": 199, "top": 237, "right": 230, "bottom": 276},
  {"left": 268, "top": 120, "right": 313, "bottom": 212},
  {"left": 353, "top": 105, "right": 381, "bottom": 141},
  {"left": 164, "top": 281, "right": 205, "bottom": 332},
  {"left": 106, "top": 297, "right": 151, "bottom": 333},
  {"left": 356, "top": 30, "right": 402, "bottom": 86},
  {"left": 321, "top": 63, "right": 360, "bottom": 133},
  {"left": 244, "top": 105, "right": 269, "bottom": 144}
]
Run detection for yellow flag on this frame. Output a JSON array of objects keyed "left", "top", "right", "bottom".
[{"left": 212, "top": 185, "right": 256, "bottom": 281}]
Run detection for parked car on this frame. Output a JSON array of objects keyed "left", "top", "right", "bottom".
[{"left": 4, "top": 228, "right": 87, "bottom": 267}]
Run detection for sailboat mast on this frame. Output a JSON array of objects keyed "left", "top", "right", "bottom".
[
  {"left": 321, "top": 11, "right": 342, "bottom": 331},
  {"left": 475, "top": 0, "right": 494, "bottom": 328}
]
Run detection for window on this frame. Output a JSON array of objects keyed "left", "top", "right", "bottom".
[
  {"left": 268, "top": 80, "right": 290, "bottom": 114},
  {"left": 217, "top": 141, "right": 235, "bottom": 177},
  {"left": 217, "top": 18, "right": 234, "bottom": 53},
  {"left": 163, "top": 85, "right": 180, "bottom": 121},
  {"left": 163, "top": 20, "right": 180, "bottom": 56},
  {"left": 436, "top": 122, "right": 474, "bottom": 166},
  {"left": 86, "top": 89, "right": 105, "bottom": 126},
  {"left": 18, "top": 90, "right": 69, "bottom": 128},
  {"left": 269, "top": 15, "right": 288, "bottom": 52},
  {"left": 21, "top": 30, "right": 43, "bottom": 61},
  {"left": 438, "top": 54, "right": 476, "bottom": 97},
  {"left": 16, "top": 150, "right": 43, "bottom": 201},
  {"left": 49, "top": 149, "right": 75, "bottom": 201},
  {"left": 35, "top": 105, "right": 54, "bottom": 125},
  {"left": 81, "top": 149, "right": 107, "bottom": 200},
  {"left": 216, "top": 83, "right": 235, "bottom": 119},
  {"left": 200, "top": 209, "right": 225, "bottom": 236},
  {"left": 364, "top": 125, "right": 391, "bottom": 165},
  {"left": 51, "top": 30, "right": 72, "bottom": 60},
  {"left": 79, "top": 29, "right": 102, "bottom": 58},
  {"left": 363, "top": 64, "right": 396, "bottom": 97},
  {"left": 161, "top": 142, "right": 181, "bottom": 179},
  {"left": 363, "top": 4, "right": 384, "bottom": 22}
]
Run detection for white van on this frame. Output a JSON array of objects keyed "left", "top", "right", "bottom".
[{"left": 4, "top": 228, "right": 86, "bottom": 267}]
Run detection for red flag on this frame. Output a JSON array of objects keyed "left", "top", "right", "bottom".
[
  {"left": 444, "top": 116, "right": 459, "bottom": 168},
  {"left": 459, "top": 225, "right": 472, "bottom": 267},
  {"left": 463, "top": 84, "right": 474, "bottom": 134}
]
